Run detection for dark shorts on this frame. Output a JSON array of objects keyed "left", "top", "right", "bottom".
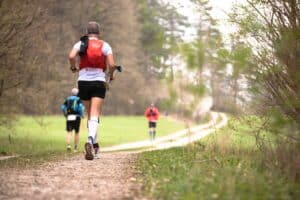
[
  {"left": 66, "top": 117, "right": 81, "bottom": 133},
  {"left": 78, "top": 81, "right": 106, "bottom": 100},
  {"left": 148, "top": 121, "right": 157, "bottom": 128}
]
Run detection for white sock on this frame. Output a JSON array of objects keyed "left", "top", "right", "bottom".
[
  {"left": 94, "top": 131, "right": 98, "bottom": 144},
  {"left": 88, "top": 116, "right": 99, "bottom": 144}
]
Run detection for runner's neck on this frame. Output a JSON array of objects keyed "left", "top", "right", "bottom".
[{"left": 88, "top": 34, "right": 99, "bottom": 39}]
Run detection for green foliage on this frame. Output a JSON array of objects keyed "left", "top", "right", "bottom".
[
  {"left": 180, "top": 43, "right": 197, "bottom": 70},
  {"left": 137, "top": 116, "right": 299, "bottom": 199},
  {"left": 185, "top": 84, "right": 206, "bottom": 97},
  {"left": 231, "top": 44, "right": 252, "bottom": 72},
  {"left": 159, "top": 99, "right": 174, "bottom": 111},
  {"left": 257, "top": 108, "right": 300, "bottom": 139},
  {"left": 217, "top": 48, "right": 230, "bottom": 61},
  {"left": 138, "top": 0, "right": 166, "bottom": 60},
  {"left": 137, "top": 0, "right": 187, "bottom": 76},
  {"left": 180, "top": 40, "right": 205, "bottom": 70},
  {"left": 159, "top": 87, "right": 178, "bottom": 111},
  {"left": 229, "top": 0, "right": 300, "bottom": 124},
  {"left": 229, "top": 5, "right": 265, "bottom": 37},
  {"left": 228, "top": 41, "right": 253, "bottom": 81}
]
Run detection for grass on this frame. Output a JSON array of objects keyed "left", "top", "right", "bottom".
[
  {"left": 137, "top": 116, "right": 300, "bottom": 200},
  {"left": 0, "top": 115, "right": 184, "bottom": 168}
]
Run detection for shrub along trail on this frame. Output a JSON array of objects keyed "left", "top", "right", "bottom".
[{"left": 0, "top": 112, "right": 227, "bottom": 199}]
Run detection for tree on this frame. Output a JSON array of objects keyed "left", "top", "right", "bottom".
[
  {"left": 180, "top": 0, "right": 234, "bottom": 113},
  {"left": 0, "top": 0, "right": 44, "bottom": 124},
  {"left": 230, "top": 0, "right": 300, "bottom": 124},
  {"left": 137, "top": 0, "right": 187, "bottom": 80}
]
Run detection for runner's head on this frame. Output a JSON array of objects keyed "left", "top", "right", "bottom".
[
  {"left": 87, "top": 21, "right": 100, "bottom": 35},
  {"left": 71, "top": 88, "right": 79, "bottom": 96},
  {"left": 150, "top": 103, "right": 154, "bottom": 107}
]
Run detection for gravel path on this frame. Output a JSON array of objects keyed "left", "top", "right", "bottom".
[{"left": 0, "top": 152, "right": 143, "bottom": 200}]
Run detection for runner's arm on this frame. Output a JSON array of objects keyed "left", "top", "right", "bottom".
[
  {"left": 103, "top": 42, "right": 116, "bottom": 80},
  {"left": 61, "top": 100, "right": 67, "bottom": 117},
  {"left": 145, "top": 109, "right": 151, "bottom": 118},
  {"left": 69, "top": 48, "right": 79, "bottom": 72},
  {"left": 156, "top": 109, "right": 160, "bottom": 119},
  {"left": 107, "top": 54, "right": 116, "bottom": 80}
]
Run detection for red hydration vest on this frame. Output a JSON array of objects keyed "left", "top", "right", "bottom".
[{"left": 79, "top": 39, "right": 107, "bottom": 70}]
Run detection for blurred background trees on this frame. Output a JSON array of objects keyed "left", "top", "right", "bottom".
[
  {"left": 0, "top": 0, "right": 160, "bottom": 117},
  {"left": 0, "top": 0, "right": 299, "bottom": 127}
]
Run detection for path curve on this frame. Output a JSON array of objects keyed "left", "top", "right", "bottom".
[
  {"left": 153, "top": 112, "right": 227, "bottom": 150},
  {"left": 102, "top": 112, "right": 227, "bottom": 152}
]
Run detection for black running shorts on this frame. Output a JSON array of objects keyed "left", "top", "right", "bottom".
[
  {"left": 148, "top": 121, "right": 157, "bottom": 128},
  {"left": 66, "top": 117, "right": 81, "bottom": 133},
  {"left": 78, "top": 81, "right": 106, "bottom": 100}
]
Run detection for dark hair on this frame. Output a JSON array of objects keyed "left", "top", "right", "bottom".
[{"left": 87, "top": 21, "right": 100, "bottom": 34}]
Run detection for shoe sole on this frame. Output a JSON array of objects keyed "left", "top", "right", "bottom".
[{"left": 84, "top": 143, "right": 94, "bottom": 160}]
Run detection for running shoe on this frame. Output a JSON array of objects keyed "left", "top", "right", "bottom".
[{"left": 84, "top": 142, "right": 94, "bottom": 160}]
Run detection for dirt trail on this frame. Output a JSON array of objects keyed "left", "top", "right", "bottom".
[{"left": 0, "top": 152, "right": 143, "bottom": 200}]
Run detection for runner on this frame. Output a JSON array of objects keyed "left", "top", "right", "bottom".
[
  {"left": 61, "top": 88, "right": 84, "bottom": 152},
  {"left": 144, "top": 103, "right": 160, "bottom": 141},
  {"left": 68, "top": 21, "right": 118, "bottom": 160}
]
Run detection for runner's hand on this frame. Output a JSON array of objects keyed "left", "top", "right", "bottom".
[
  {"left": 109, "top": 65, "right": 122, "bottom": 80},
  {"left": 70, "top": 65, "right": 78, "bottom": 73},
  {"left": 109, "top": 74, "right": 114, "bottom": 81},
  {"left": 105, "top": 82, "right": 110, "bottom": 90},
  {"left": 115, "top": 65, "right": 122, "bottom": 72}
]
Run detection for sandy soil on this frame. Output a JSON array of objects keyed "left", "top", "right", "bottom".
[{"left": 0, "top": 152, "right": 144, "bottom": 200}]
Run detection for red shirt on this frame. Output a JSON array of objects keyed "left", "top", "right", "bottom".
[{"left": 144, "top": 107, "right": 160, "bottom": 122}]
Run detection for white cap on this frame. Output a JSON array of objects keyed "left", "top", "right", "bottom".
[{"left": 71, "top": 88, "right": 79, "bottom": 95}]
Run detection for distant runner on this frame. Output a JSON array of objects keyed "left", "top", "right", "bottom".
[
  {"left": 68, "top": 21, "right": 118, "bottom": 160},
  {"left": 144, "top": 103, "right": 160, "bottom": 141},
  {"left": 61, "top": 88, "right": 84, "bottom": 152}
]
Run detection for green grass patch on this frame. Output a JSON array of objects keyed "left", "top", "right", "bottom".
[
  {"left": 101, "top": 116, "right": 185, "bottom": 146},
  {"left": 0, "top": 115, "right": 184, "bottom": 168},
  {"left": 137, "top": 117, "right": 300, "bottom": 200}
]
